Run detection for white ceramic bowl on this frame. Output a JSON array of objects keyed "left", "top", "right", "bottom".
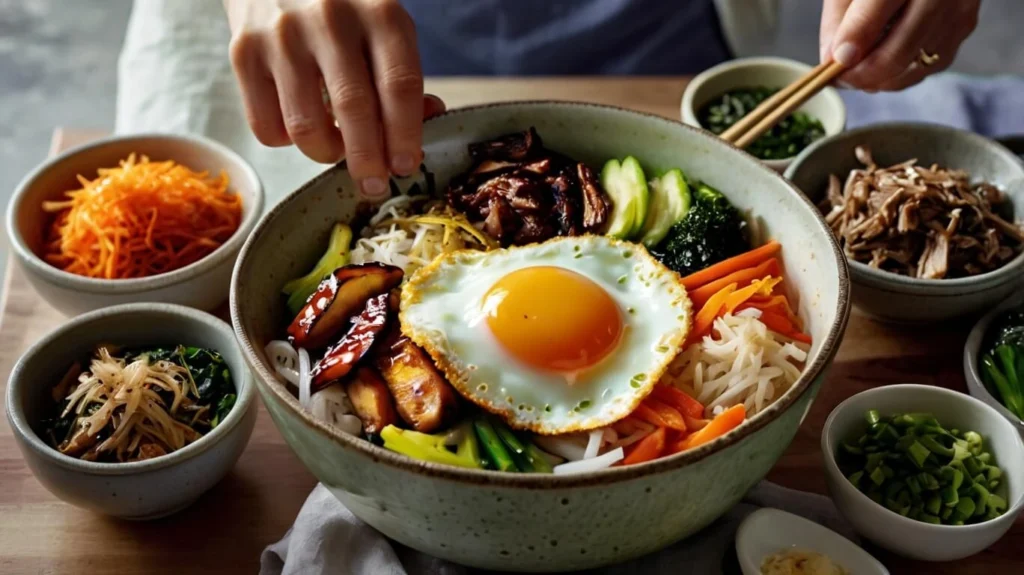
[
  {"left": 735, "top": 508, "right": 888, "bottom": 575},
  {"left": 5, "top": 303, "right": 257, "bottom": 519},
  {"left": 822, "top": 384, "right": 1024, "bottom": 561},
  {"left": 964, "top": 291, "right": 1024, "bottom": 436},
  {"left": 786, "top": 123, "right": 1024, "bottom": 324},
  {"left": 6, "top": 134, "right": 264, "bottom": 317},
  {"left": 680, "top": 57, "right": 846, "bottom": 173}
]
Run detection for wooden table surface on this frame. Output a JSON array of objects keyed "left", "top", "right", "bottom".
[{"left": 1, "top": 77, "right": 1019, "bottom": 574}]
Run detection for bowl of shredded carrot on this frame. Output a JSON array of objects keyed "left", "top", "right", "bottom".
[{"left": 7, "top": 134, "right": 263, "bottom": 316}]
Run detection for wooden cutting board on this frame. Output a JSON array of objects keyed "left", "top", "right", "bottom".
[{"left": 0, "top": 78, "right": 1019, "bottom": 574}]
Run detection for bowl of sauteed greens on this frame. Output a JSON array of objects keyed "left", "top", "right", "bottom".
[
  {"left": 681, "top": 57, "right": 846, "bottom": 173},
  {"left": 231, "top": 101, "right": 850, "bottom": 571},
  {"left": 823, "top": 384, "right": 1024, "bottom": 561},
  {"left": 5, "top": 303, "right": 256, "bottom": 519},
  {"left": 965, "top": 292, "right": 1024, "bottom": 434}
]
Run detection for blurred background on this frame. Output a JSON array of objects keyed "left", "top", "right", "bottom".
[{"left": 2, "top": 0, "right": 1024, "bottom": 272}]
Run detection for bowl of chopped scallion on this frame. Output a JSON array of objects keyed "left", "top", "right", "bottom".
[
  {"left": 822, "top": 384, "right": 1024, "bottom": 561},
  {"left": 681, "top": 57, "right": 846, "bottom": 173}
]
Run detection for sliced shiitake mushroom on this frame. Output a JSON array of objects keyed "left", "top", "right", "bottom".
[
  {"left": 374, "top": 327, "right": 459, "bottom": 433},
  {"left": 309, "top": 293, "right": 390, "bottom": 390},
  {"left": 345, "top": 366, "right": 399, "bottom": 434},
  {"left": 287, "top": 263, "right": 403, "bottom": 350}
]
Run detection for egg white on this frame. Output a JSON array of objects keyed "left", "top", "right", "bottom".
[{"left": 399, "top": 235, "right": 691, "bottom": 434}]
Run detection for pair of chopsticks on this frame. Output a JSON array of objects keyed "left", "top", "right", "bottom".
[{"left": 718, "top": 61, "right": 846, "bottom": 150}]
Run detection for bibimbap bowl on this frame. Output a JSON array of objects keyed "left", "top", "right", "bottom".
[{"left": 230, "top": 102, "right": 851, "bottom": 571}]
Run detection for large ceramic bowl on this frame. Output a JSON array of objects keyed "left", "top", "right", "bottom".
[
  {"left": 230, "top": 102, "right": 850, "bottom": 571},
  {"left": 6, "top": 133, "right": 264, "bottom": 317},
  {"left": 786, "top": 123, "right": 1024, "bottom": 324}
]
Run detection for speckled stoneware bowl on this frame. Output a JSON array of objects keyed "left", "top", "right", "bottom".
[
  {"left": 6, "top": 133, "right": 264, "bottom": 317},
  {"left": 5, "top": 303, "right": 257, "bottom": 519},
  {"left": 786, "top": 123, "right": 1024, "bottom": 324},
  {"left": 230, "top": 102, "right": 850, "bottom": 571}
]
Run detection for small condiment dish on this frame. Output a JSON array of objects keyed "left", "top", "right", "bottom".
[
  {"left": 5, "top": 302, "right": 257, "bottom": 519},
  {"left": 822, "top": 384, "right": 1024, "bottom": 561},
  {"left": 786, "top": 123, "right": 1024, "bottom": 324},
  {"left": 680, "top": 56, "right": 846, "bottom": 173},
  {"left": 964, "top": 291, "right": 1024, "bottom": 437},
  {"left": 6, "top": 133, "right": 264, "bottom": 317},
  {"left": 735, "top": 507, "right": 888, "bottom": 575}
]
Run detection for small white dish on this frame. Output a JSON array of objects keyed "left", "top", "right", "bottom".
[
  {"left": 964, "top": 291, "right": 1024, "bottom": 437},
  {"left": 680, "top": 56, "right": 846, "bottom": 173},
  {"left": 822, "top": 384, "right": 1024, "bottom": 561},
  {"left": 736, "top": 508, "right": 888, "bottom": 575}
]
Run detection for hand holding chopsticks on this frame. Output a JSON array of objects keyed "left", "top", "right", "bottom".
[{"left": 718, "top": 61, "right": 846, "bottom": 151}]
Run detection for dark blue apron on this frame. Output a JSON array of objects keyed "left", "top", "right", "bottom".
[{"left": 401, "top": 0, "right": 732, "bottom": 75}]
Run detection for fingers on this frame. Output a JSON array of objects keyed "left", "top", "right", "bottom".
[
  {"left": 423, "top": 94, "right": 447, "bottom": 119},
  {"left": 269, "top": 14, "right": 346, "bottom": 164},
  {"left": 359, "top": 2, "right": 424, "bottom": 177},
  {"left": 827, "top": 0, "right": 907, "bottom": 67},
  {"left": 229, "top": 33, "right": 289, "bottom": 147},
  {"left": 819, "top": 0, "right": 853, "bottom": 63},
  {"left": 839, "top": 1, "right": 935, "bottom": 90}
]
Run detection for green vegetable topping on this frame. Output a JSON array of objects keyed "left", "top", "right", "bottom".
[
  {"left": 282, "top": 223, "right": 353, "bottom": 316},
  {"left": 380, "top": 425, "right": 483, "bottom": 469},
  {"left": 651, "top": 182, "right": 748, "bottom": 276},
  {"left": 837, "top": 410, "right": 1007, "bottom": 526},
  {"left": 697, "top": 86, "right": 826, "bottom": 160},
  {"left": 979, "top": 309, "right": 1024, "bottom": 420}
]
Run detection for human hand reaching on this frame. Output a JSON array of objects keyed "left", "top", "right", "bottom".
[
  {"left": 223, "top": 0, "right": 446, "bottom": 201},
  {"left": 820, "top": 0, "right": 980, "bottom": 91}
]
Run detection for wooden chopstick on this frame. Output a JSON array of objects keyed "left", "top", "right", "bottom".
[{"left": 720, "top": 60, "right": 846, "bottom": 151}]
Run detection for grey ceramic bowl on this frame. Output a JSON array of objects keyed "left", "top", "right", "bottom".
[
  {"left": 964, "top": 291, "right": 1024, "bottom": 436},
  {"left": 5, "top": 303, "right": 257, "bottom": 519},
  {"left": 6, "top": 134, "right": 264, "bottom": 317},
  {"left": 231, "top": 101, "right": 851, "bottom": 571},
  {"left": 785, "top": 123, "right": 1024, "bottom": 324}
]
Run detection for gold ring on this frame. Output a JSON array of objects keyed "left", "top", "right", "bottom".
[{"left": 918, "top": 49, "right": 940, "bottom": 67}]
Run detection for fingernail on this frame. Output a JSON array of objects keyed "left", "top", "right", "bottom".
[
  {"left": 832, "top": 42, "right": 858, "bottom": 67},
  {"left": 361, "top": 177, "right": 388, "bottom": 200},
  {"left": 392, "top": 154, "right": 416, "bottom": 175}
]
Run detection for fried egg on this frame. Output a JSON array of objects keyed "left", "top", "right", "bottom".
[{"left": 399, "top": 235, "right": 691, "bottom": 434}]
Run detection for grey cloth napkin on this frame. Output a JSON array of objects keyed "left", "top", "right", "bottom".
[{"left": 259, "top": 481, "right": 857, "bottom": 575}]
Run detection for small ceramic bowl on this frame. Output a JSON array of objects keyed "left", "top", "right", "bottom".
[
  {"left": 822, "top": 384, "right": 1024, "bottom": 561},
  {"left": 6, "top": 134, "right": 264, "bottom": 317},
  {"left": 786, "top": 123, "right": 1024, "bottom": 324},
  {"left": 680, "top": 56, "right": 846, "bottom": 173},
  {"left": 5, "top": 303, "right": 257, "bottom": 519},
  {"left": 964, "top": 291, "right": 1024, "bottom": 436},
  {"left": 735, "top": 508, "right": 888, "bottom": 575}
]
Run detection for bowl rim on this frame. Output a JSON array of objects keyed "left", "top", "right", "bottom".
[
  {"left": 230, "top": 99, "right": 852, "bottom": 487},
  {"left": 680, "top": 55, "right": 848, "bottom": 167},
  {"left": 5, "top": 133, "right": 265, "bottom": 294},
  {"left": 963, "top": 291, "right": 1024, "bottom": 427},
  {"left": 4, "top": 302, "right": 256, "bottom": 475},
  {"left": 821, "top": 383, "right": 1024, "bottom": 532},
  {"left": 784, "top": 122, "right": 1024, "bottom": 293}
]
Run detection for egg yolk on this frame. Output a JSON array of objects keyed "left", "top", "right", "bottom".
[{"left": 482, "top": 266, "right": 622, "bottom": 373}]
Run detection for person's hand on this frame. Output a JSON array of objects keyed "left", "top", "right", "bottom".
[
  {"left": 820, "top": 0, "right": 980, "bottom": 91},
  {"left": 223, "top": 0, "right": 445, "bottom": 200}
]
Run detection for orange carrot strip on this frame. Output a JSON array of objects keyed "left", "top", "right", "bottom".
[
  {"left": 674, "top": 404, "right": 746, "bottom": 452},
  {"left": 723, "top": 276, "right": 782, "bottom": 315},
  {"left": 681, "top": 240, "right": 781, "bottom": 290},
  {"left": 633, "top": 403, "right": 671, "bottom": 428},
  {"left": 688, "top": 258, "right": 780, "bottom": 308},
  {"left": 689, "top": 283, "right": 737, "bottom": 343},
  {"left": 650, "top": 384, "right": 705, "bottom": 419},
  {"left": 752, "top": 310, "right": 813, "bottom": 344},
  {"left": 622, "top": 427, "right": 667, "bottom": 465},
  {"left": 641, "top": 398, "right": 687, "bottom": 431}
]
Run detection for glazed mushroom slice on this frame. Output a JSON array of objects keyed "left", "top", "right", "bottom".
[
  {"left": 310, "top": 293, "right": 390, "bottom": 390},
  {"left": 373, "top": 327, "right": 459, "bottom": 433},
  {"left": 287, "top": 263, "right": 403, "bottom": 350},
  {"left": 344, "top": 366, "right": 399, "bottom": 435},
  {"left": 577, "top": 162, "right": 610, "bottom": 231},
  {"left": 468, "top": 127, "right": 541, "bottom": 162}
]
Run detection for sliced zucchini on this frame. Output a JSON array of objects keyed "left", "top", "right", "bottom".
[
  {"left": 639, "top": 168, "right": 691, "bottom": 247},
  {"left": 600, "top": 156, "right": 649, "bottom": 239}
]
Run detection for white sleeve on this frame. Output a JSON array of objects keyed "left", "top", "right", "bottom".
[{"left": 713, "top": 0, "right": 781, "bottom": 58}]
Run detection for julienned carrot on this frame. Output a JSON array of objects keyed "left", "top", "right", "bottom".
[
  {"left": 681, "top": 240, "right": 781, "bottom": 290},
  {"left": 723, "top": 276, "right": 782, "bottom": 315},
  {"left": 622, "top": 427, "right": 666, "bottom": 465},
  {"left": 688, "top": 257, "right": 780, "bottom": 308},
  {"left": 673, "top": 404, "right": 746, "bottom": 452},
  {"left": 749, "top": 309, "right": 812, "bottom": 344},
  {"left": 633, "top": 402, "right": 673, "bottom": 429},
  {"left": 689, "top": 282, "right": 737, "bottom": 343},
  {"left": 641, "top": 398, "right": 687, "bottom": 431},
  {"left": 650, "top": 384, "right": 704, "bottom": 419},
  {"left": 742, "top": 295, "right": 805, "bottom": 332}
]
